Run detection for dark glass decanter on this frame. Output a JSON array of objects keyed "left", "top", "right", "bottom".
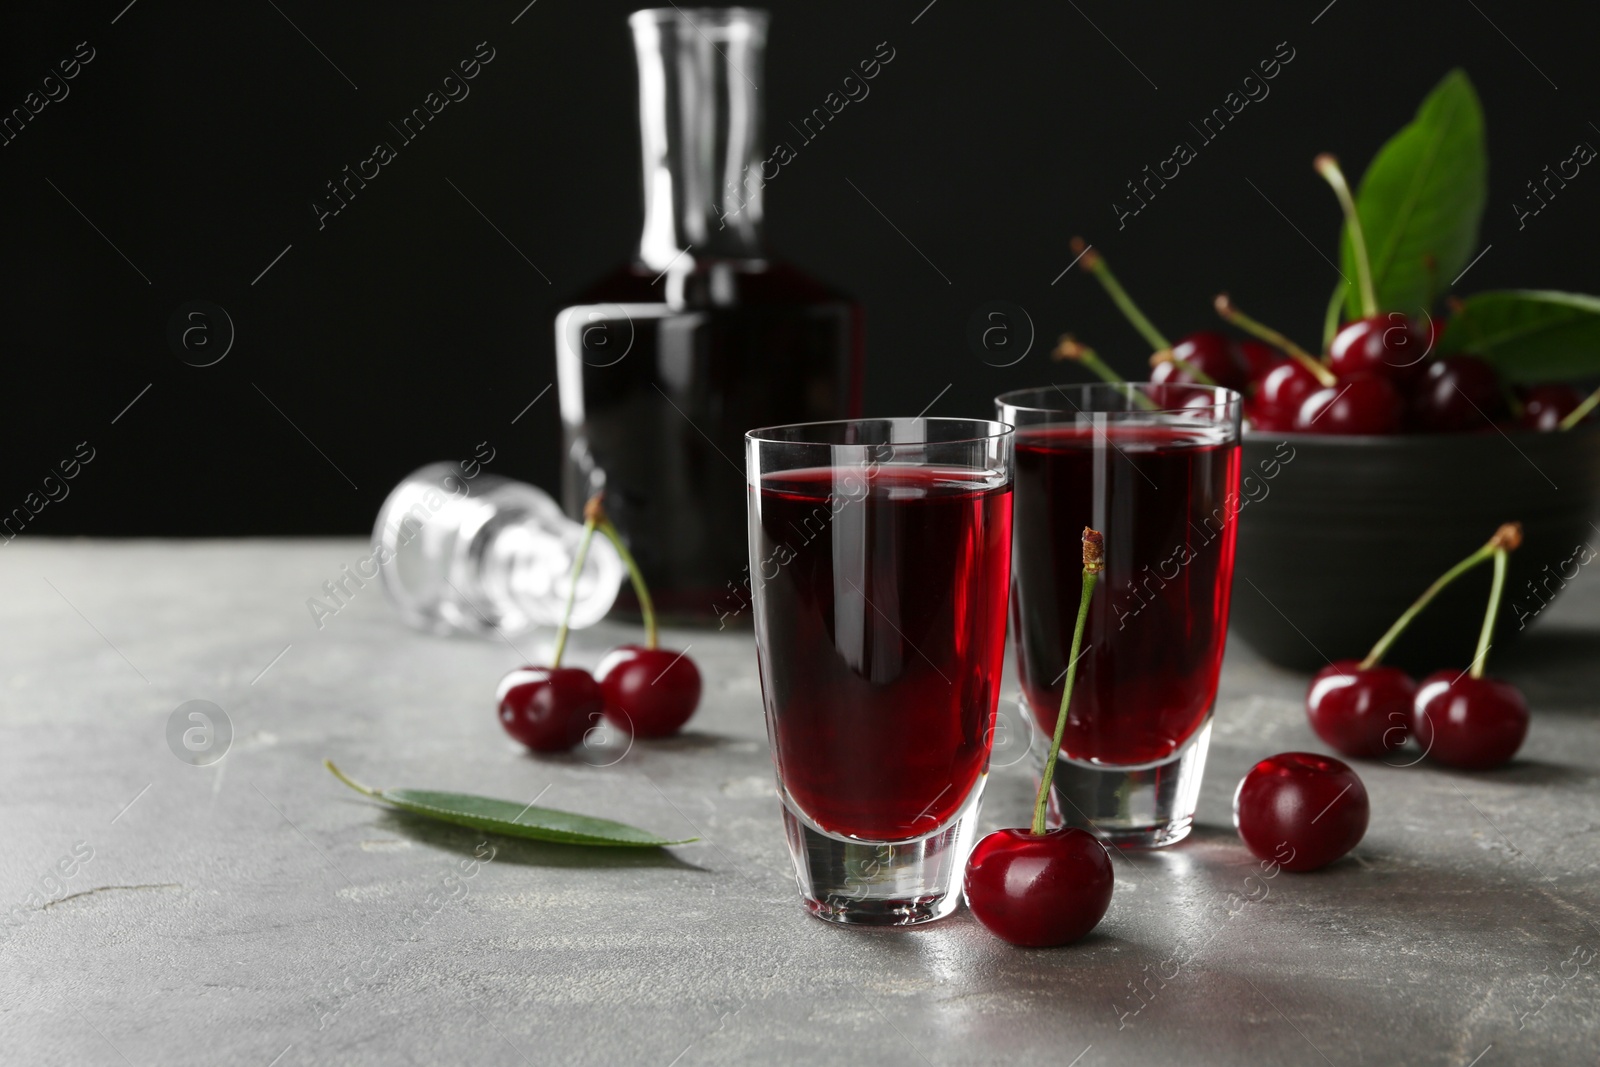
[{"left": 555, "top": 7, "right": 863, "bottom": 624}]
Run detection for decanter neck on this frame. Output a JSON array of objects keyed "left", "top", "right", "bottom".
[{"left": 630, "top": 7, "right": 767, "bottom": 271}]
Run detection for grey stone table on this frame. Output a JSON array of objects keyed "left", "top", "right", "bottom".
[{"left": 3, "top": 541, "right": 1597, "bottom": 1066}]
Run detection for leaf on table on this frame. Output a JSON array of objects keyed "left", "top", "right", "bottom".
[
  {"left": 325, "top": 760, "right": 695, "bottom": 848},
  {"left": 1439, "top": 290, "right": 1600, "bottom": 383},
  {"left": 1339, "top": 69, "right": 1487, "bottom": 320}
]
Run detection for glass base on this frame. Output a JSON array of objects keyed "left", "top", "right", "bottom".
[
  {"left": 1032, "top": 715, "right": 1213, "bottom": 849},
  {"left": 779, "top": 779, "right": 984, "bottom": 927}
]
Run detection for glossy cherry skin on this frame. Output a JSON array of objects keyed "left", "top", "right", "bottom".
[
  {"left": 595, "top": 644, "right": 703, "bottom": 738},
  {"left": 1150, "top": 331, "right": 1249, "bottom": 392},
  {"left": 1306, "top": 660, "right": 1416, "bottom": 759},
  {"left": 1233, "top": 752, "right": 1368, "bottom": 872},
  {"left": 1239, "top": 340, "right": 1285, "bottom": 383},
  {"left": 1294, "top": 373, "right": 1404, "bottom": 434},
  {"left": 1411, "top": 671, "right": 1529, "bottom": 769},
  {"left": 1327, "top": 315, "right": 1430, "bottom": 386},
  {"left": 1248, "top": 361, "right": 1322, "bottom": 431},
  {"left": 1409, "top": 355, "right": 1505, "bottom": 433},
  {"left": 497, "top": 666, "right": 601, "bottom": 752},
  {"left": 1520, "top": 384, "right": 1583, "bottom": 431},
  {"left": 963, "top": 827, "right": 1113, "bottom": 947}
]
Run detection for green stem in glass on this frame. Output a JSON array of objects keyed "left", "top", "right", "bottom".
[{"left": 1032, "top": 529, "right": 1102, "bottom": 836}]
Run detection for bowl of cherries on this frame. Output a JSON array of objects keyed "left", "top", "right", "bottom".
[{"left": 1067, "top": 70, "right": 1600, "bottom": 672}]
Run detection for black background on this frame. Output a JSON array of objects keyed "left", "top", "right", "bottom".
[{"left": 3, "top": 0, "right": 1596, "bottom": 535}]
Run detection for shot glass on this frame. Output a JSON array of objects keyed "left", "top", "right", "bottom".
[
  {"left": 745, "top": 418, "right": 1014, "bottom": 925},
  {"left": 996, "top": 385, "right": 1242, "bottom": 847}
]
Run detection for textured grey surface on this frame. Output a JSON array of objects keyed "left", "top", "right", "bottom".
[{"left": 1, "top": 539, "right": 1597, "bottom": 1066}]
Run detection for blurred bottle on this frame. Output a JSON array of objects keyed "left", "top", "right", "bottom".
[
  {"left": 374, "top": 462, "right": 622, "bottom": 637},
  {"left": 555, "top": 7, "right": 864, "bottom": 624}
]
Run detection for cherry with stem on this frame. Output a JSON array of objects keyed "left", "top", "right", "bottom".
[
  {"left": 1305, "top": 523, "right": 1521, "bottom": 759},
  {"left": 1316, "top": 155, "right": 1431, "bottom": 389},
  {"left": 589, "top": 496, "right": 703, "bottom": 738},
  {"left": 963, "top": 529, "right": 1114, "bottom": 948}
]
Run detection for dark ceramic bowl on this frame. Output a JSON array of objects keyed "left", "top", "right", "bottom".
[{"left": 1232, "top": 424, "right": 1600, "bottom": 673}]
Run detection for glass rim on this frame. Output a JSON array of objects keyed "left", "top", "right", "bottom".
[
  {"left": 629, "top": 7, "right": 769, "bottom": 28},
  {"left": 745, "top": 416, "right": 1014, "bottom": 447},
  {"left": 995, "top": 382, "right": 1242, "bottom": 416}
]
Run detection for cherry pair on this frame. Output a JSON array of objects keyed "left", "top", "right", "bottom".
[
  {"left": 498, "top": 495, "right": 702, "bottom": 753},
  {"left": 1305, "top": 523, "right": 1529, "bottom": 770}
]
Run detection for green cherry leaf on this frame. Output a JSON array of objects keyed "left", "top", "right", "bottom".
[
  {"left": 325, "top": 760, "right": 696, "bottom": 848},
  {"left": 1339, "top": 69, "right": 1487, "bottom": 320},
  {"left": 1439, "top": 290, "right": 1600, "bottom": 384}
]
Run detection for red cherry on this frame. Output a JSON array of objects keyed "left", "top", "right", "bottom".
[
  {"left": 1411, "top": 672, "right": 1529, "bottom": 769},
  {"left": 497, "top": 666, "right": 601, "bottom": 752},
  {"left": 1306, "top": 660, "right": 1416, "bottom": 759},
  {"left": 1409, "top": 355, "right": 1505, "bottom": 433},
  {"left": 1328, "top": 315, "right": 1430, "bottom": 386},
  {"left": 1245, "top": 398, "right": 1291, "bottom": 432},
  {"left": 596, "top": 644, "right": 703, "bottom": 738},
  {"left": 1249, "top": 361, "right": 1321, "bottom": 430},
  {"left": 1520, "top": 384, "right": 1584, "bottom": 431},
  {"left": 1233, "top": 752, "right": 1368, "bottom": 872},
  {"left": 1239, "top": 339, "right": 1285, "bottom": 383},
  {"left": 963, "top": 827, "right": 1113, "bottom": 947},
  {"left": 1150, "top": 331, "right": 1249, "bottom": 392},
  {"left": 1294, "top": 373, "right": 1403, "bottom": 434}
]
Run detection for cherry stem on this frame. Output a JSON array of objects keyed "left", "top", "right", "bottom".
[
  {"left": 594, "top": 516, "right": 658, "bottom": 651},
  {"left": 550, "top": 505, "right": 600, "bottom": 668},
  {"left": 1559, "top": 382, "right": 1600, "bottom": 430},
  {"left": 1314, "top": 154, "right": 1377, "bottom": 319},
  {"left": 324, "top": 760, "right": 382, "bottom": 799},
  {"left": 1322, "top": 282, "right": 1346, "bottom": 348},
  {"left": 1470, "top": 547, "right": 1510, "bottom": 680},
  {"left": 1052, "top": 337, "right": 1158, "bottom": 412},
  {"left": 1071, "top": 238, "right": 1171, "bottom": 352},
  {"left": 1359, "top": 523, "right": 1522, "bottom": 670},
  {"left": 1215, "top": 294, "right": 1337, "bottom": 386},
  {"left": 1032, "top": 529, "right": 1102, "bottom": 836}
]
